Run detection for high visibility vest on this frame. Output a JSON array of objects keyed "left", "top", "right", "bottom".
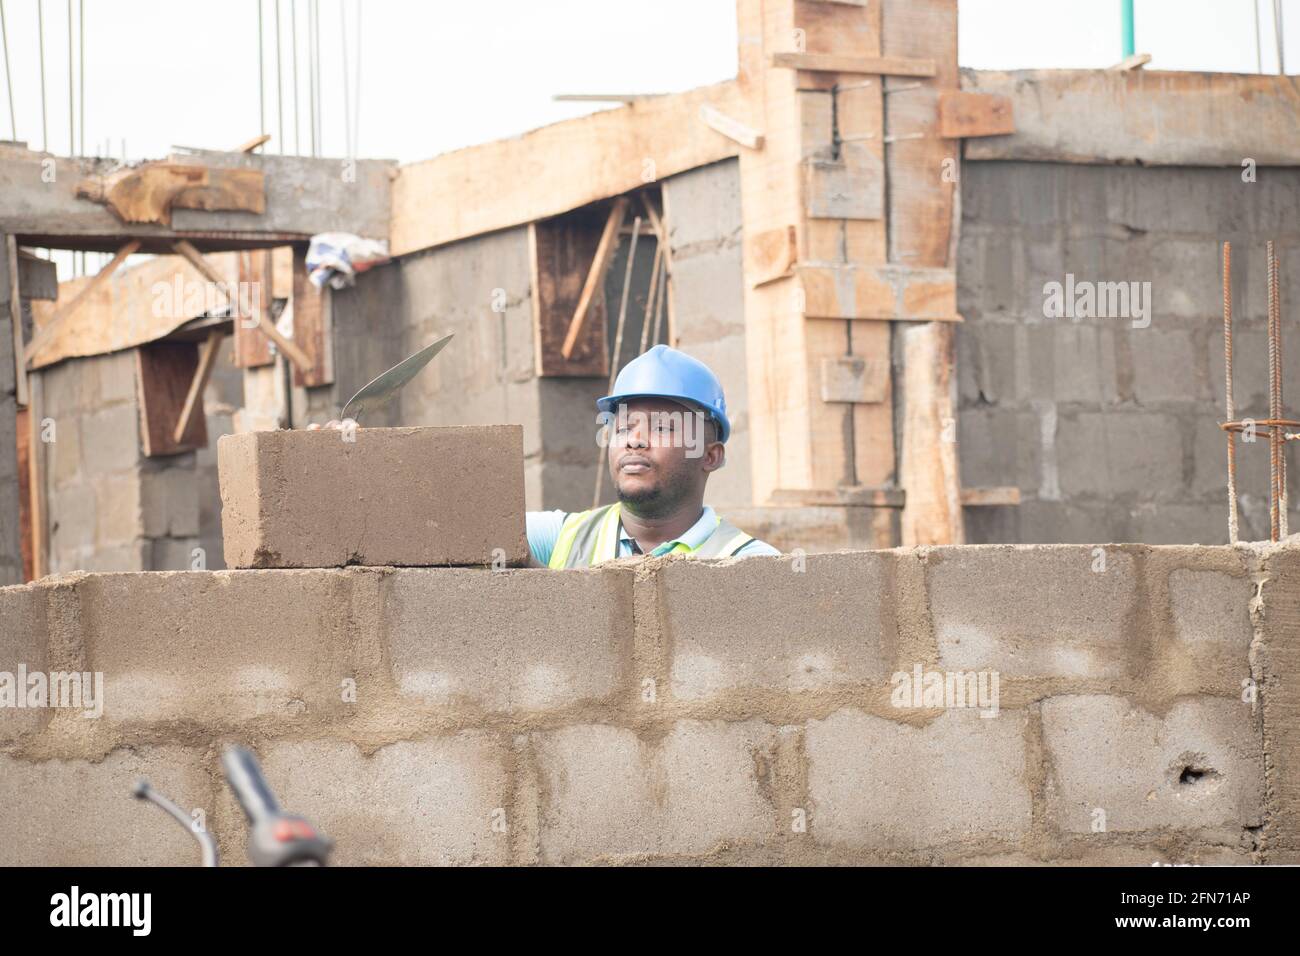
[{"left": 547, "top": 503, "right": 757, "bottom": 569}]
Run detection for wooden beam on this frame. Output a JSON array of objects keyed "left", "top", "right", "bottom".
[
  {"left": 937, "top": 91, "right": 1015, "bottom": 138},
  {"left": 5, "top": 236, "right": 27, "bottom": 406},
  {"left": 552, "top": 94, "right": 663, "bottom": 103},
  {"left": 26, "top": 375, "right": 46, "bottom": 578},
  {"left": 770, "top": 51, "right": 937, "bottom": 77},
  {"left": 173, "top": 239, "right": 312, "bottom": 373},
  {"left": 899, "top": 321, "right": 963, "bottom": 546},
  {"left": 390, "top": 80, "right": 746, "bottom": 256},
  {"left": 1108, "top": 52, "right": 1152, "bottom": 71},
  {"left": 960, "top": 487, "right": 1021, "bottom": 507},
  {"left": 236, "top": 133, "right": 272, "bottom": 152},
  {"left": 561, "top": 197, "right": 628, "bottom": 360},
  {"left": 233, "top": 249, "right": 274, "bottom": 368},
  {"left": 172, "top": 328, "right": 224, "bottom": 446},
  {"left": 290, "top": 245, "right": 332, "bottom": 388},
  {"left": 699, "top": 104, "right": 765, "bottom": 149},
  {"left": 798, "top": 263, "right": 959, "bottom": 320},
  {"left": 23, "top": 239, "right": 140, "bottom": 364},
  {"left": 75, "top": 162, "right": 265, "bottom": 225}
]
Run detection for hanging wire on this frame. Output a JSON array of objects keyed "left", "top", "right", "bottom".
[
  {"left": 291, "top": 0, "right": 300, "bottom": 154},
  {"left": 307, "top": 0, "right": 316, "bottom": 155},
  {"left": 274, "top": 0, "right": 283, "bottom": 151},
  {"left": 1255, "top": 0, "right": 1264, "bottom": 72},
  {"left": 340, "top": 0, "right": 350, "bottom": 157},
  {"left": 38, "top": 0, "right": 47, "bottom": 150},
  {"left": 258, "top": 0, "right": 265, "bottom": 136},
  {"left": 66, "top": 0, "right": 72, "bottom": 155},
  {"left": 78, "top": 0, "right": 83, "bottom": 158},
  {"left": 351, "top": 0, "right": 361, "bottom": 156},
  {"left": 313, "top": 0, "right": 321, "bottom": 153},
  {"left": 1275, "top": 0, "right": 1287, "bottom": 74},
  {"left": 0, "top": 0, "right": 15, "bottom": 140}
]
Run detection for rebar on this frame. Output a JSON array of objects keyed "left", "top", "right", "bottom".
[{"left": 1224, "top": 242, "right": 1238, "bottom": 544}]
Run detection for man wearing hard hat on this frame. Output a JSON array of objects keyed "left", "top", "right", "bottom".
[{"left": 527, "top": 345, "right": 780, "bottom": 568}]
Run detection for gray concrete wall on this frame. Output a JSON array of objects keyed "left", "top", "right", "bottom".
[
  {"left": 957, "top": 162, "right": 1300, "bottom": 544},
  {"left": 38, "top": 351, "right": 201, "bottom": 573}
]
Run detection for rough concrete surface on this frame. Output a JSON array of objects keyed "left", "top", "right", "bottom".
[
  {"left": 219, "top": 425, "right": 529, "bottom": 568},
  {"left": 0, "top": 541, "right": 1294, "bottom": 865}
]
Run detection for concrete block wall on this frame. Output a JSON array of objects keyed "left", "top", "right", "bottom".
[
  {"left": 2, "top": 541, "right": 1294, "bottom": 865},
  {"left": 958, "top": 162, "right": 1300, "bottom": 545},
  {"left": 37, "top": 351, "right": 200, "bottom": 573},
  {"left": 0, "top": 242, "right": 21, "bottom": 586}
]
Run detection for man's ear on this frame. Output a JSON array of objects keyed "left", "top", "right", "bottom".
[{"left": 701, "top": 441, "right": 726, "bottom": 473}]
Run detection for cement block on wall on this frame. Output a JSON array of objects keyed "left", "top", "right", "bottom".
[
  {"left": 79, "top": 570, "right": 358, "bottom": 724},
  {"left": 0, "top": 746, "right": 211, "bottom": 866},
  {"left": 385, "top": 567, "right": 632, "bottom": 713},
  {"left": 532, "top": 719, "right": 779, "bottom": 863},
  {"left": 218, "top": 426, "right": 528, "bottom": 569},
  {"left": 661, "top": 553, "right": 893, "bottom": 701},
  {"left": 931, "top": 545, "right": 1136, "bottom": 679},
  {"left": 0, "top": 584, "right": 51, "bottom": 741},
  {"left": 1041, "top": 695, "right": 1263, "bottom": 834},
  {"left": 225, "top": 737, "right": 512, "bottom": 866},
  {"left": 1169, "top": 569, "right": 1255, "bottom": 648},
  {"left": 806, "top": 707, "right": 1032, "bottom": 850}
]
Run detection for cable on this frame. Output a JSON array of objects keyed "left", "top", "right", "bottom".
[
  {"left": 307, "top": 0, "right": 316, "bottom": 155},
  {"left": 340, "top": 0, "right": 350, "bottom": 157},
  {"left": 258, "top": 0, "right": 265, "bottom": 136},
  {"left": 275, "top": 0, "right": 283, "bottom": 151},
  {"left": 1276, "top": 0, "right": 1286, "bottom": 74},
  {"left": 352, "top": 0, "right": 361, "bottom": 156},
  {"left": 291, "top": 0, "right": 299, "bottom": 154},
  {"left": 0, "top": 0, "right": 14, "bottom": 141},
  {"left": 78, "top": 0, "right": 83, "bottom": 159},
  {"left": 66, "top": 0, "right": 72, "bottom": 154},
  {"left": 38, "top": 0, "right": 47, "bottom": 150}
]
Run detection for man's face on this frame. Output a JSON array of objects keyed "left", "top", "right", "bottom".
[{"left": 605, "top": 398, "right": 723, "bottom": 517}]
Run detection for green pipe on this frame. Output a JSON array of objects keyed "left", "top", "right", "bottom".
[{"left": 1121, "top": 0, "right": 1135, "bottom": 58}]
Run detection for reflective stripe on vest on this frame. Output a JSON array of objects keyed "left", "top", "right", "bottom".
[{"left": 548, "top": 503, "right": 755, "bottom": 569}]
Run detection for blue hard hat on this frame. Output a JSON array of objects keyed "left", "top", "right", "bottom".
[{"left": 597, "top": 345, "right": 731, "bottom": 443}]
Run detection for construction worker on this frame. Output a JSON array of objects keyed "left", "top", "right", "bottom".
[{"left": 527, "top": 345, "right": 779, "bottom": 567}]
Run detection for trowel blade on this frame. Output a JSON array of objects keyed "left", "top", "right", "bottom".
[{"left": 341, "top": 332, "right": 454, "bottom": 423}]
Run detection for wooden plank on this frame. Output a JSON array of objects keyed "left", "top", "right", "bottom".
[
  {"left": 770, "top": 486, "right": 905, "bottom": 507},
  {"left": 233, "top": 249, "right": 274, "bottom": 367},
  {"left": 530, "top": 211, "right": 610, "bottom": 377},
  {"left": 23, "top": 240, "right": 140, "bottom": 364},
  {"left": 561, "top": 197, "right": 628, "bottom": 360},
  {"left": 798, "top": 263, "right": 958, "bottom": 320},
  {"left": 699, "top": 104, "right": 765, "bottom": 149},
  {"left": 28, "top": 251, "right": 240, "bottom": 369},
  {"left": 291, "top": 245, "right": 332, "bottom": 387},
  {"left": 15, "top": 406, "right": 32, "bottom": 581},
  {"left": 771, "top": 51, "right": 936, "bottom": 77},
  {"left": 898, "top": 321, "right": 962, "bottom": 545},
  {"left": 962, "top": 70, "right": 1300, "bottom": 166},
  {"left": 25, "top": 376, "right": 46, "bottom": 578},
  {"left": 961, "top": 486, "right": 1021, "bottom": 506},
  {"left": 236, "top": 133, "right": 272, "bottom": 152},
  {"left": 1108, "top": 52, "right": 1151, "bottom": 71},
  {"left": 75, "top": 162, "right": 265, "bottom": 225},
  {"left": 172, "top": 328, "right": 224, "bottom": 445},
  {"left": 820, "top": 355, "right": 888, "bottom": 402},
  {"left": 5, "top": 236, "right": 27, "bottom": 406},
  {"left": 390, "top": 80, "right": 746, "bottom": 257},
  {"left": 937, "top": 91, "right": 1015, "bottom": 138},
  {"left": 747, "top": 225, "right": 798, "bottom": 287},
  {"left": 136, "top": 340, "right": 207, "bottom": 456},
  {"left": 804, "top": 153, "right": 883, "bottom": 219}
]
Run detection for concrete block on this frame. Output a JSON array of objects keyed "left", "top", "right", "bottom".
[
  {"left": 1169, "top": 569, "right": 1254, "bottom": 648},
  {"left": 0, "top": 584, "right": 51, "bottom": 741},
  {"left": 931, "top": 545, "right": 1136, "bottom": 678},
  {"left": 79, "top": 570, "right": 357, "bottom": 723},
  {"left": 141, "top": 462, "right": 200, "bottom": 539},
  {"left": 806, "top": 708, "right": 1031, "bottom": 848},
  {"left": 0, "top": 746, "right": 212, "bottom": 865},
  {"left": 1041, "top": 695, "right": 1263, "bottom": 834},
  {"left": 93, "top": 472, "right": 143, "bottom": 546},
  {"left": 80, "top": 403, "right": 142, "bottom": 473},
  {"left": 1130, "top": 329, "right": 1200, "bottom": 404},
  {"left": 386, "top": 567, "right": 632, "bottom": 712},
  {"left": 661, "top": 553, "right": 891, "bottom": 701},
  {"left": 78, "top": 541, "right": 149, "bottom": 573},
  {"left": 47, "top": 416, "right": 82, "bottom": 488},
  {"left": 97, "top": 349, "right": 139, "bottom": 407},
  {"left": 148, "top": 536, "right": 201, "bottom": 571},
  {"left": 219, "top": 426, "right": 528, "bottom": 569},
  {"left": 1055, "top": 411, "right": 1182, "bottom": 499},
  {"left": 223, "top": 737, "right": 512, "bottom": 866},
  {"left": 48, "top": 486, "right": 95, "bottom": 558},
  {"left": 533, "top": 720, "right": 779, "bottom": 862}
]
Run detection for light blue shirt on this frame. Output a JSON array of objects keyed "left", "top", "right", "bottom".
[{"left": 527, "top": 506, "right": 781, "bottom": 566}]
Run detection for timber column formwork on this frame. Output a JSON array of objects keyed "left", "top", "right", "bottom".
[{"left": 734, "top": 0, "right": 963, "bottom": 546}]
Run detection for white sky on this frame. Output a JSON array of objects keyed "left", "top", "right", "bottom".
[{"left": 0, "top": 0, "right": 1294, "bottom": 168}]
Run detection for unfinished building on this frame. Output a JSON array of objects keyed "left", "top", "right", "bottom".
[{"left": 1, "top": 0, "right": 1298, "bottom": 865}]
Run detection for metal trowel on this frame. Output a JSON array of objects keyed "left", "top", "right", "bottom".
[{"left": 339, "top": 332, "right": 454, "bottom": 423}]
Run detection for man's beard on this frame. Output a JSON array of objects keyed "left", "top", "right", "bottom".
[{"left": 615, "top": 464, "right": 691, "bottom": 519}]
